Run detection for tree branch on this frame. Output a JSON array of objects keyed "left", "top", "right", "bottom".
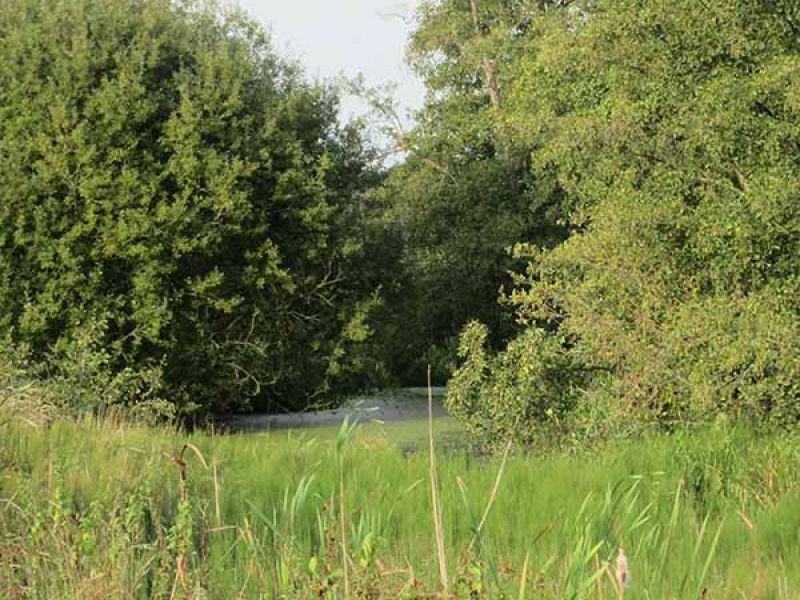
[{"left": 470, "top": 0, "right": 501, "bottom": 110}]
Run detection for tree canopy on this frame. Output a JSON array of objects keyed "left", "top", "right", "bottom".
[
  {"left": 0, "top": 0, "right": 380, "bottom": 415},
  {"left": 446, "top": 0, "right": 800, "bottom": 441},
  {"left": 368, "top": 0, "right": 570, "bottom": 384},
  {"left": 1, "top": 0, "right": 798, "bottom": 429}
]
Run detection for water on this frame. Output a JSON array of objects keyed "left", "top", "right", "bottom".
[{"left": 221, "top": 387, "right": 466, "bottom": 452}]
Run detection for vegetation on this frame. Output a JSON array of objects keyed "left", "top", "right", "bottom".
[
  {"left": 1, "top": 0, "right": 797, "bottom": 427},
  {"left": 0, "top": 0, "right": 382, "bottom": 416},
  {"left": 3, "top": 401, "right": 800, "bottom": 598},
  {"left": 2, "top": 0, "right": 800, "bottom": 595},
  {"left": 369, "top": 0, "right": 571, "bottom": 384},
  {"left": 437, "top": 0, "right": 800, "bottom": 438}
]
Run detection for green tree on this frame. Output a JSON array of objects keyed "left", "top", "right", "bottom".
[
  {"left": 0, "top": 0, "right": 380, "bottom": 415},
  {"left": 448, "top": 0, "right": 800, "bottom": 437},
  {"left": 371, "top": 0, "right": 570, "bottom": 384}
]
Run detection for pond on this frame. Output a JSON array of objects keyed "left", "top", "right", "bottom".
[{"left": 222, "top": 387, "right": 467, "bottom": 453}]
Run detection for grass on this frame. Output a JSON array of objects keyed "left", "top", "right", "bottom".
[{"left": 2, "top": 408, "right": 800, "bottom": 598}]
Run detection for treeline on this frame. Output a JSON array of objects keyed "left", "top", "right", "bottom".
[{"left": 1, "top": 0, "right": 799, "bottom": 432}]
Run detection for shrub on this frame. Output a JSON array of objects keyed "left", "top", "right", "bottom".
[{"left": 446, "top": 321, "right": 586, "bottom": 446}]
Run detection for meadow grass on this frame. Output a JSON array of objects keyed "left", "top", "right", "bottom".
[{"left": 2, "top": 409, "right": 800, "bottom": 599}]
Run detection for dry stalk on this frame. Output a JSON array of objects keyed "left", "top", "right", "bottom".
[
  {"left": 606, "top": 546, "right": 628, "bottom": 600},
  {"left": 604, "top": 563, "right": 621, "bottom": 599},
  {"left": 212, "top": 459, "right": 221, "bottom": 529},
  {"left": 593, "top": 552, "right": 604, "bottom": 600},
  {"left": 428, "top": 365, "right": 449, "bottom": 593},
  {"left": 340, "top": 476, "right": 350, "bottom": 600},
  {"left": 518, "top": 552, "right": 530, "bottom": 600},
  {"left": 616, "top": 547, "right": 629, "bottom": 596},
  {"left": 167, "top": 443, "right": 209, "bottom": 502},
  {"left": 165, "top": 443, "right": 209, "bottom": 598},
  {"left": 465, "top": 433, "right": 514, "bottom": 558}
]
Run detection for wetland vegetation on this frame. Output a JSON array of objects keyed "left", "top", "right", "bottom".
[
  {"left": 3, "top": 406, "right": 800, "bottom": 598},
  {"left": 2, "top": 0, "right": 800, "bottom": 597}
]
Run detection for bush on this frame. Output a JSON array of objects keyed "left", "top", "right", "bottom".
[
  {"left": 446, "top": 321, "right": 586, "bottom": 446},
  {"left": 0, "top": 0, "right": 379, "bottom": 415}
]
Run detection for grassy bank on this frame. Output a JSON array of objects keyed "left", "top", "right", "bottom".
[{"left": 2, "top": 411, "right": 800, "bottom": 599}]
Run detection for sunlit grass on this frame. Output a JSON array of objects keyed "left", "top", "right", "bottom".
[{"left": 2, "top": 411, "right": 800, "bottom": 598}]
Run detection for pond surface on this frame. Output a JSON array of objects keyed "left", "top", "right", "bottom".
[{"left": 222, "top": 387, "right": 466, "bottom": 452}]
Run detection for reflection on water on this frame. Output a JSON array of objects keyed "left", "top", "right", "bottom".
[{"left": 221, "top": 387, "right": 472, "bottom": 452}]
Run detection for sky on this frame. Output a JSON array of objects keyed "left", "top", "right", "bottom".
[{"left": 236, "top": 0, "right": 426, "bottom": 126}]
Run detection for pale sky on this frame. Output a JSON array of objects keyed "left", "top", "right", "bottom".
[{"left": 236, "top": 0, "right": 425, "bottom": 125}]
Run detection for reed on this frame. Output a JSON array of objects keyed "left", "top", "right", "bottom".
[{"left": 2, "top": 405, "right": 800, "bottom": 598}]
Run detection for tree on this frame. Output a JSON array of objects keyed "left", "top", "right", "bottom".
[
  {"left": 371, "top": 0, "right": 571, "bottom": 383},
  {"left": 0, "top": 0, "right": 380, "bottom": 415},
  {"left": 448, "top": 0, "right": 800, "bottom": 438}
]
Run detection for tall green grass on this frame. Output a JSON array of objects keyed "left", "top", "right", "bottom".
[{"left": 2, "top": 411, "right": 800, "bottom": 598}]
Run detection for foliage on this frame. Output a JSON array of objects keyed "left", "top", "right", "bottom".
[
  {"left": 2, "top": 0, "right": 799, "bottom": 429},
  {"left": 447, "top": 321, "right": 585, "bottom": 445},
  {"left": 439, "top": 0, "right": 800, "bottom": 432},
  {"left": 368, "top": 0, "right": 571, "bottom": 384},
  {"left": 0, "top": 0, "right": 381, "bottom": 414}
]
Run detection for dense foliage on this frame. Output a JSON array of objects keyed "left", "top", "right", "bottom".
[
  {"left": 1, "top": 0, "right": 798, "bottom": 427},
  {"left": 0, "top": 0, "right": 381, "bottom": 415},
  {"left": 446, "top": 0, "right": 800, "bottom": 440},
  {"left": 367, "top": 0, "right": 570, "bottom": 384}
]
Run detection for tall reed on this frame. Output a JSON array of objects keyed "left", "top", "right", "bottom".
[{"left": 2, "top": 406, "right": 800, "bottom": 598}]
